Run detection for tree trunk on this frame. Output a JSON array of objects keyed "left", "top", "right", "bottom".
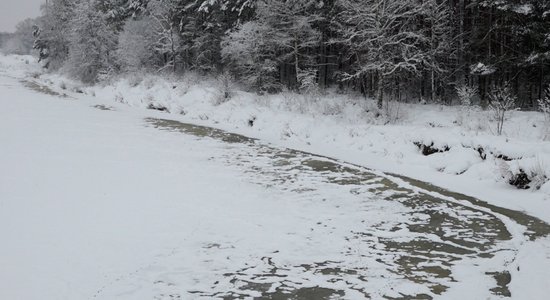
[
  {"left": 377, "top": 74, "right": 384, "bottom": 109},
  {"left": 294, "top": 37, "right": 300, "bottom": 90},
  {"left": 457, "top": 0, "right": 465, "bottom": 85},
  {"left": 431, "top": 70, "right": 436, "bottom": 102},
  {"left": 170, "top": 28, "right": 176, "bottom": 73}
]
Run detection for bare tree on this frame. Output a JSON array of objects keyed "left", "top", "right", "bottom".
[
  {"left": 116, "top": 16, "right": 159, "bottom": 72},
  {"left": 489, "top": 84, "right": 517, "bottom": 136},
  {"left": 337, "top": 0, "right": 430, "bottom": 108},
  {"left": 423, "top": 0, "right": 454, "bottom": 102},
  {"left": 222, "top": 21, "right": 280, "bottom": 92},
  {"left": 222, "top": 0, "right": 321, "bottom": 92},
  {"left": 148, "top": 0, "right": 181, "bottom": 73}
]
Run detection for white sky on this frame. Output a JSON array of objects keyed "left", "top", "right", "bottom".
[{"left": 0, "top": 0, "right": 44, "bottom": 32}]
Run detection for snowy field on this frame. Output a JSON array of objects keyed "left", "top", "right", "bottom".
[{"left": 1, "top": 54, "right": 550, "bottom": 299}]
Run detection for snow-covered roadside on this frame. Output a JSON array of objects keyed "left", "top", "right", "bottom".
[{"left": 2, "top": 54, "right": 549, "bottom": 225}]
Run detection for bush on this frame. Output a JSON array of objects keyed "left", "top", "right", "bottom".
[
  {"left": 488, "top": 84, "right": 516, "bottom": 135},
  {"left": 456, "top": 85, "right": 478, "bottom": 106},
  {"left": 529, "top": 157, "right": 549, "bottom": 190},
  {"left": 214, "top": 71, "right": 235, "bottom": 105},
  {"left": 455, "top": 85, "right": 478, "bottom": 126},
  {"left": 382, "top": 99, "right": 403, "bottom": 125},
  {"left": 538, "top": 85, "right": 550, "bottom": 140}
]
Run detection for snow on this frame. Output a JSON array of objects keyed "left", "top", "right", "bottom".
[
  {"left": 1, "top": 54, "right": 550, "bottom": 299},
  {"left": 470, "top": 62, "right": 496, "bottom": 76},
  {"left": 23, "top": 59, "right": 548, "bottom": 225},
  {"left": 512, "top": 4, "right": 534, "bottom": 15},
  {"left": 5, "top": 53, "right": 549, "bottom": 220}
]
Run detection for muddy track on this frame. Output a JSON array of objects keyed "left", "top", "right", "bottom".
[{"left": 146, "top": 117, "right": 550, "bottom": 299}]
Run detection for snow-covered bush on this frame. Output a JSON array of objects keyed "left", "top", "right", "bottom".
[
  {"left": 214, "top": 71, "right": 235, "bottom": 105},
  {"left": 488, "top": 84, "right": 517, "bottom": 135},
  {"left": 455, "top": 84, "right": 478, "bottom": 126},
  {"left": 381, "top": 99, "right": 403, "bottom": 125},
  {"left": 499, "top": 156, "right": 549, "bottom": 190},
  {"left": 114, "top": 92, "right": 125, "bottom": 104},
  {"left": 456, "top": 84, "right": 478, "bottom": 106},
  {"left": 538, "top": 85, "right": 550, "bottom": 140},
  {"left": 539, "top": 85, "right": 550, "bottom": 118},
  {"left": 299, "top": 68, "right": 323, "bottom": 106},
  {"left": 321, "top": 100, "right": 344, "bottom": 116},
  {"left": 298, "top": 69, "right": 319, "bottom": 94},
  {"left": 529, "top": 157, "right": 549, "bottom": 190}
]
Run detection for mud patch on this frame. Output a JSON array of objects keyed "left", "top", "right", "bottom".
[
  {"left": 92, "top": 104, "right": 114, "bottom": 111},
  {"left": 21, "top": 79, "right": 71, "bottom": 98},
  {"left": 486, "top": 271, "right": 512, "bottom": 297},
  {"left": 143, "top": 117, "right": 550, "bottom": 299}
]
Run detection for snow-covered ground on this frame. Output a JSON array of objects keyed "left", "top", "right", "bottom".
[
  {"left": 1, "top": 54, "right": 550, "bottom": 299},
  {"left": 4, "top": 54, "right": 547, "bottom": 224}
]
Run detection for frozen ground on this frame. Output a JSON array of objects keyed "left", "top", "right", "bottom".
[{"left": 1, "top": 54, "right": 550, "bottom": 299}]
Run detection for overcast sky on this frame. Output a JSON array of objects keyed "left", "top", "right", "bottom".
[{"left": 0, "top": 0, "right": 43, "bottom": 32}]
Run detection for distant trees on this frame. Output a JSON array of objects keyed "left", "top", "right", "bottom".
[
  {"left": 19, "top": 0, "right": 549, "bottom": 108},
  {"left": 1, "top": 19, "right": 36, "bottom": 55},
  {"left": 0, "top": 33, "right": 11, "bottom": 50}
]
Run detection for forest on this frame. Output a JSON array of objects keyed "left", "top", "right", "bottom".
[{"left": 2, "top": 0, "right": 550, "bottom": 109}]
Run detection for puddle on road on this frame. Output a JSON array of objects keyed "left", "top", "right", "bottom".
[{"left": 145, "top": 117, "right": 550, "bottom": 299}]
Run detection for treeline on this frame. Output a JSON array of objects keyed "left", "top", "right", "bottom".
[{"left": 21, "top": 0, "right": 550, "bottom": 107}]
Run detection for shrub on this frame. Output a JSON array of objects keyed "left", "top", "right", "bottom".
[
  {"left": 456, "top": 85, "right": 478, "bottom": 106},
  {"left": 214, "top": 70, "right": 235, "bottom": 105},
  {"left": 529, "top": 157, "right": 549, "bottom": 190},
  {"left": 538, "top": 85, "right": 550, "bottom": 140},
  {"left": 455, "top": 84, "right": 478, "bottom": 126},
  {"left": 488, "top": 84, "right": 517, "bottom": 135}
]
